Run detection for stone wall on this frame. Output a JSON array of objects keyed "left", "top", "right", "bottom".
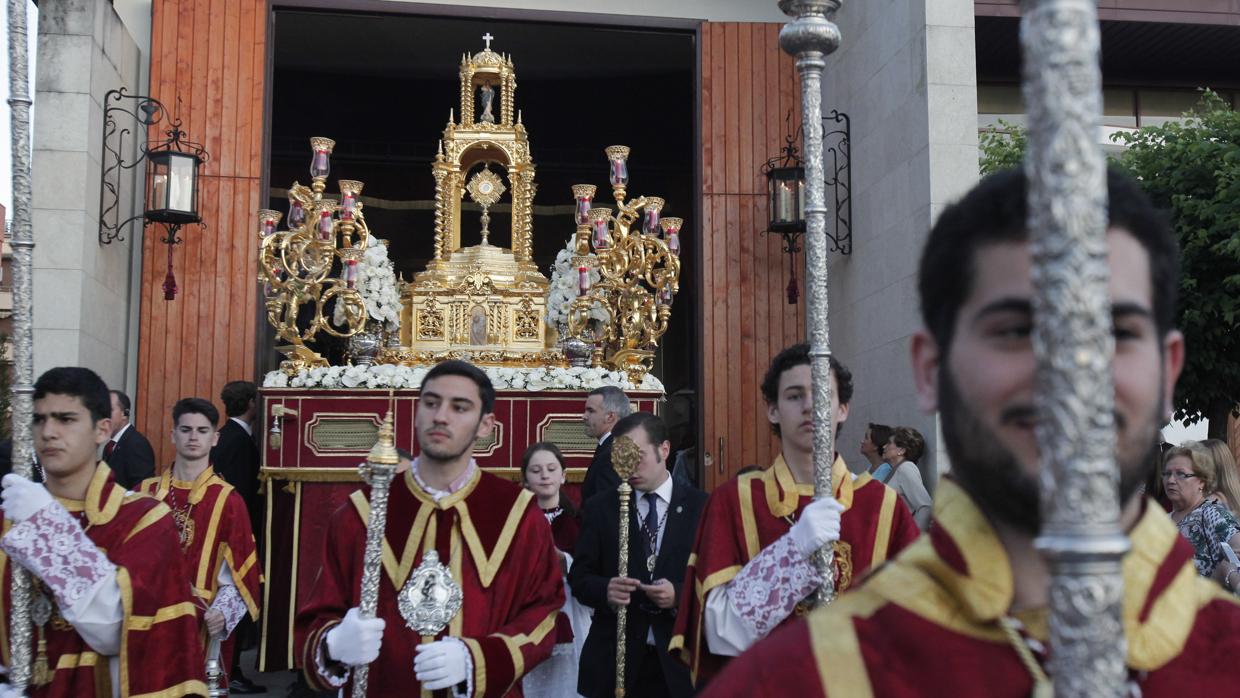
[
  {"left": 32, "top": 0, "right": 144, "bottom": 389},
  {"left": 821, "top": 0, "right": 979, "bottom": 487}
]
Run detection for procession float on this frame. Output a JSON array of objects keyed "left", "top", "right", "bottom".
[{"left": 253, "top": 40, "right": 683, "bottom": 670}]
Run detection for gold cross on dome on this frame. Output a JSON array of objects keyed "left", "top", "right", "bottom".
[{"left": 483, "top": 33, "right": 494, "bottom": 50}]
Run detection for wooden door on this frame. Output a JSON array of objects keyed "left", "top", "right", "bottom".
[{"left": 699, "top": 22, "right": 805, "bottom": 491}]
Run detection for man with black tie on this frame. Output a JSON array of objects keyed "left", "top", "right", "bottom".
[
  {"left": 105, "top": 390, "right": 155, "bottom": 488},
  {"left": 579, "top": 385, "right": 631, "bottom": 502},
  {"left": 210, "top": 380, "right": 265, "bottom": 695},
  {"left": 211, "top": 380, "right": 262, "bottom": 530},
  {"left": 570, "top": 412, "right": 706, "bottom": 698}
]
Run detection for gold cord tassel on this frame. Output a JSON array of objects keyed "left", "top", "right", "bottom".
[{"left": 32, "top": 626, "right": 51, "bottom": 686}]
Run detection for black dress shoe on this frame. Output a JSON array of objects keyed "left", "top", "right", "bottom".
[{"left": 229, "top": 676, "right": 268, "bottom": 694}]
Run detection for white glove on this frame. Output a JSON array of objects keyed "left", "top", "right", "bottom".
[
  {"left": 0, "top": 684, "right": 24, "bottom": 698},
  {"left": 789, "top": 497, "right": 844, "bottom": 558},
  {"left": 324, "top": 608, "right": 385, "bottom": 667},
  {"left": 414, "top": 639, "right": 469, "bottom": 691},
  {"left": 1, "top": 474, "right": 54, "bottom": 523}
]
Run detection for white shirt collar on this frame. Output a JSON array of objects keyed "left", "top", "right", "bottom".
[
  {"left": 598, "top": 431, "right": 611, "bottom": 446},
  {"left": 640, "top": 471, "right": 675, "bottom": 504},
  {"left": 230, "top": 416, "right": 253, "bottom": 436},
  {"left": 411, "top": 457, "right": 478, "bottom": 502},
  {"left": 111, "top": 422, "right": 132, "bottom": 444}
]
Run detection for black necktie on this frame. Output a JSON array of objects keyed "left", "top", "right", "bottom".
[{"left": 642, "top": 492, "right": 660, "bottom": 560}]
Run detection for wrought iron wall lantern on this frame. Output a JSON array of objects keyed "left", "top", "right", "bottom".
[
  {"left": 97, "top": 88, "right": 209, "bottom": 300},
  {"left": 760, "top": 111, "right": 852, "bottom": 304}
]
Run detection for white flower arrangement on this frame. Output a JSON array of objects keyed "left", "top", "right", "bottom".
[
  {"left": 545, "top": 238, "right": 610, "bottom": 330},
  {"left": 263, "top": 363, "right": 665, "bottom": 393},
  {"left": 333, "top": 239, "right": 403, "bottom": 327}
]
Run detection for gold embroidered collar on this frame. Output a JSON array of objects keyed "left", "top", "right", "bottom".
[
  {"left": 764, "top": 453, "right": 854, "bottom": 518},
  {"left": 156, "top": 465, "right": 217, "bottom": 505},
  {"left": 905, "top": 479, "right": 1219, "bottom": 670}
]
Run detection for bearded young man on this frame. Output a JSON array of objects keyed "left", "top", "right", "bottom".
[
  {"left": 296, "top": 360, "right": 564, "bottom": 696},
  {"left": 703, "top": 168, "right": 1240, "bottom": 696},
  {"left": 0, "top": 367, "right": 205, "bottom": 696},
  {"left": 136, "top": 398, "right": 261, "bottom": 689},
  {"left": 670, "top": 344, "right": 920, "bottom": 687}
]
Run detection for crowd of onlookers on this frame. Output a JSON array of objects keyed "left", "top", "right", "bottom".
[{"left": 858, "top": 423, "right": 933, "bottom": 530}]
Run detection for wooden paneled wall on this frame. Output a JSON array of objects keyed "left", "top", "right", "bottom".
[
  {"left": 699, "top": 23, "right": 806, "bottom": 491},
  {"left": 138, "top": 0, "right": 267, "bottom": 465}
]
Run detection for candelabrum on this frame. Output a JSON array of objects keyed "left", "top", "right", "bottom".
[
  {"left": 258, "top": 137, "right": 373, "bottom": 373},
  {"left": 566, "top": 146, "right": 682, "bottom": 384}
]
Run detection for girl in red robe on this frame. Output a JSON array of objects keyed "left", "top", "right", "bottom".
[{"left": 520, "top": 443, "right": 588, "bottom": 698}]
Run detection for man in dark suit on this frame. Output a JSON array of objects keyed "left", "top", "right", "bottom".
[
  {"left": 579, "top": 385, "right": 631, "bottom": 502},
  {"left": 211, "top": 381, "right": 261, "bottom": 531},
  {"left": 570, "top": 412, "right": 707, "bottom": 698},
  {"left": 105, "top": 390, "right": 155, "bottom": 488},
  {"left": 209, "top": 380, "right": 265, "bottom": 695}
]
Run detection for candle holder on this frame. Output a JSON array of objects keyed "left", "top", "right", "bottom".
[
  {"left": 258, "top": 137, "right": 373, "bottom": 373},
  {"left": 566, "top": 146, "right": 682, "bottom": 384},
  {"left": 661, "top": 217, "right": 682, "bottom": 257}
]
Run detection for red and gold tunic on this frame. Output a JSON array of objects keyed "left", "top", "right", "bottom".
[
  {"left": 671, "top": 455, "right": 921, "bottom": 685},
  {"left": 296, "top": 466, "right": 565, "bottom": 697},
  {"left": 137, "top": 467, "right": 261, "bottom": 648},
  {"left": 703, "top": 479, "right": 1240, "bottom": 697},
  {"left": 0, "top": 463, "right": 206, "bottom": 697}
]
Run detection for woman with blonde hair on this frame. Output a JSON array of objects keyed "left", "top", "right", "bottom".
[
  {"left": 1164, "top": 444, "right": 1240, "bottom": 592},
  {"left": 1197, "top": 439, "right": 1240, "bottom": 513}
]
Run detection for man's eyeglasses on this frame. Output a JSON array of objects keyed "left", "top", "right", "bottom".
[{"left": 1162, "top": 471, "right": 1198, "bottom": 481}]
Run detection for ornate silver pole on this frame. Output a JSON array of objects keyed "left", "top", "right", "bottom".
[
  {"left": 352, "top": 412, "right": 400, "bottom": 697},
  {"left": 7, "top": 0, "right": 37, "bottom": 688},
  {"left": 779, "top": 0, "right": 843, "bottom": 606},
  {"left": 205, "top": 637, "right": 226, "bottom": 697},
  {"left": 1022, "top": 1, "right": 1129, "bottom": 695}
]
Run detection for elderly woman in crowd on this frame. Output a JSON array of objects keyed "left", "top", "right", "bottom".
[
  {"left": 881, "top": 426, "right": 933, "bottom": 530},
  {"left": 520, "top": 442, "right": 589, "bottom": 698},
  {"left": 1164, "top": 444, "right": 1240, "bottom": 593}
]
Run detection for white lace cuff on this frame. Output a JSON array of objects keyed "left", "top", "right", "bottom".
[
  {"left": 314, "top": 630, "right": 350, "bottom": 688},
  {"left": 1, "top": 501, "right": 117, "bottom": 613},
  {"left": 210, "top": 584, "right": 248, "bottom": 638},
  {"left": 728, "top": 532, "right": 822, "bottom": 640}
]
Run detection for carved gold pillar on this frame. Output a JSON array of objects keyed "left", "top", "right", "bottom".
[
  {"left": 447, "top": 171, "right": 463, "bottom": 253},
  {"left": 432, "top": 165, "right": 449, "bottom": 262},
  {"left": 520, "top": 168, "right": 536, "bottom": 263}
]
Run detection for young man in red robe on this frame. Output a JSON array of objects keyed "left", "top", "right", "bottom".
[
  {"left": 670, "top": 345, "right": 921, "bottom": 687},
  {"left": 136, "top": 397, "right": 261, "bottom": 687},
  {"left": 0, "top": 367, "right": 205, "bottom": 696},
  {"left": 705, "top": 169, "right": 1240, "bottom": 696},
  {"left": 296, "top": 360, "right": 564, "bottom": 696}
]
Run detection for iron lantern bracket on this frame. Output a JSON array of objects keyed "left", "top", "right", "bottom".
[
  {"left": 759, "top": 110, "right": 852, "bottom": 256},
  {"left": 97, "top": 88, "right": 210, "bottom": 245}
]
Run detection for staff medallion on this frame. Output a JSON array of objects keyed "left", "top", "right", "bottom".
[{"left": 398, "top": 550, "right": 463, "bottom": 635}]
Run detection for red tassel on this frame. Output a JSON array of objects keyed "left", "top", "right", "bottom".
[
  {"left": 162, "top": 244, "right": 178, "bottom": 300},
  {"left": 787, "top": 273, "right": 799, "bottom": 305}
]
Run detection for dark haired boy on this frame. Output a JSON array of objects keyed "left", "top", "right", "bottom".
[
  {"left": 0, "top": 367, "right": 205, "bottom": 696},
  {"left": 296, "top": 359, "right": 565, "bottom": 695},
  {"left": 570, "top": 412, "right": 707, "bottom": 697},
  {"left": 705, "top": 168, "right": 1240, "bottom": 696},
  {"left": 671, "top": 344, "right": 920, "bottom": 687},
  {"left": 136, "top": 397, "right": 262, "bottom": 689}
]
